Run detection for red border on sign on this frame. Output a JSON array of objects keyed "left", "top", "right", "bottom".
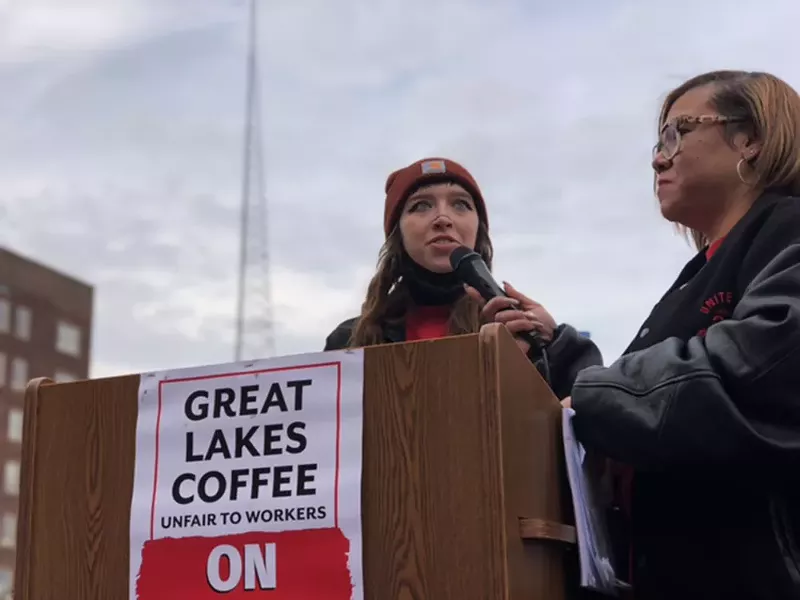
[{"left": 149, "top": 361, "right": 344, "bottom": 540}]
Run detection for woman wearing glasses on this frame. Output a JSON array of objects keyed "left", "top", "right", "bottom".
[
  {"left": 557, "top": 71, "right": 800, "bottom": 599},
  {"left": 475, "top": 70, "right": 800, "bottom": 599}
]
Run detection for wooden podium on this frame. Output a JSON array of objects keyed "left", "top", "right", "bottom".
[{"left": 14, "top": 324, "right": 576, "bottom": 599}]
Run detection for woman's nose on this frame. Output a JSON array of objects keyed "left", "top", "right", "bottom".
[
  {"left": 652, "top": 151, "right": 671, "bottom": 173},
  {"left": 432, "top": 213, "right": 453, "bottom": 229}
]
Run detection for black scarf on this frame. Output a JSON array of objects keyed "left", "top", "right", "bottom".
[{"left": 400, "top": 256, "right": 464, "bottom": 306}]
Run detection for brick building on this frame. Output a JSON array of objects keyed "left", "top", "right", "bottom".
[{"left": 0, "top": 247, "right": 93, "bottom": 594}]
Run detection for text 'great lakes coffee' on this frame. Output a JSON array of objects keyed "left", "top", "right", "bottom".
[{"left": 129, "top": 350, "right": 365, "bottom": 600}]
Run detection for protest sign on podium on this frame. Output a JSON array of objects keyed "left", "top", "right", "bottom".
[
  {"left": 129, "top": 352, "right": 366, "bottom": 599},
  {"left": 13, "top": 324, "right": 576, "bottom": 600}
]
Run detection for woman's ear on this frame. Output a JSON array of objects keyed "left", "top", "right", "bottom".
[
  {"left": 745, "top": 144, "right": 762, "bottom": 164},
  {"left": 737, "top": 135, "right": 762, "bottom": 163}
]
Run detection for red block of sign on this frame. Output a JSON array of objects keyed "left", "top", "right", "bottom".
[{"left": 135, "top": 528, "right": 352, "bottom": 599}]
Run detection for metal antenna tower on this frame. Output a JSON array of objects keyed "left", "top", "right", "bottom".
[{"left": 234, "top": 0, "right": 274, "bottom": 361}]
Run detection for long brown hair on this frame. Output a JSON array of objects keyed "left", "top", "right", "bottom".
[
  {"left": 656, "top": 70, "right": 800, "bottom": 249},
  {"left": 349, "top": 220, "right": 494, "bottom": 348}
]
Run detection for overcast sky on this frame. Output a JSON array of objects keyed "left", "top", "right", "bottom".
[{"left": 0, "top": 0, "right": 798, "bottom": 378}]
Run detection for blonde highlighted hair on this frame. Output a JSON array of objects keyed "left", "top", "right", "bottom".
[{"left": 657, "top": 70, "right": 800, "bottom": 249}]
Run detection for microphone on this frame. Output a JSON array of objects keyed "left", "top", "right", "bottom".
[
  {"left": 449, "top": 245, "right": 508, "bottom": 303},
  {"left": 449, "top": 246, "right": 550, "bottom": 379}
]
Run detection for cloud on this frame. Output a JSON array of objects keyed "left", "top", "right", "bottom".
[
  {"left": 1, "top": 0, "right": 799, "bottom": 379},
  {"left": 0, "top": 0, "right": 241, "bottom": 62}
]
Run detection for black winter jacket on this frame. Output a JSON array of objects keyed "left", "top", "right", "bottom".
[{"left": 573, "top": 192, "right": 800, "bottom": 599}]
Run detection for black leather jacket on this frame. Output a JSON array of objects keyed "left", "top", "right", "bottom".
[{"left": 572, "top": 192, "right": 800, "bottom": 600}]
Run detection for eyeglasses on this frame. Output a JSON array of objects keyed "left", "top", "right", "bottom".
[{"left": 653, "top": 114, "right": 745, "bottom": 160}]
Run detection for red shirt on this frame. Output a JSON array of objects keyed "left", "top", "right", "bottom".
[
  {"left": 405, "top": 305, "right": 450, "bottom": 341},
  {"left": 706, "top": 237, "right": 725, "bottom": 260}
]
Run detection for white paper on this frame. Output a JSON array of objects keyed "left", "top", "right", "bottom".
[
  {"left": 562, "top": 407, "right": 621, "bottom": 596},
  {"left": 129, "top": 349, "right": 365, "bottom": 599}
]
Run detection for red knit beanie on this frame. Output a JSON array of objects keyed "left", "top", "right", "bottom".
[{"left": 383, "top": 157, "right": 488, "bottom": 237}]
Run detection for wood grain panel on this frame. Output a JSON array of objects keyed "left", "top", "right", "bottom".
[
  {"left": 361, "top": 334, "right": 507, "bottom": 598},
  {"left": 15, "top": 330, "right": 570, "bottom": 599},
  {"left": 17, "top": 375, "right": 139, "bottom": 599}
]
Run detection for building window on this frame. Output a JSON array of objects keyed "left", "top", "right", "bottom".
[
  {"left": 54, "top": 370, "right": 77, "bottom": 383},
  {"left": 0, "top": 353, "right": 5, "bottom": 387},
  {"left": 13, "top": 305, "right": 32, "bottom": 341},
  {"left": 0, "top": 298, "right": 9, "bottom": 333},
  {"left": 0, "top": 513, "right": 15, "bottom": 548},
  {"left": 6, "top": 409, "right": 22, "bottom": 443},
  {"left": 0, "top": 568, "right": 11, "bottom": 596},
  {"left": 56, "top": 321, "right": 82, "bottom": 357},
  {"left": 10, "top": 358, "right": 27, "bottom": 392},
  {"left": 3, "top": 461, "right": 19, "bottom": 496}
]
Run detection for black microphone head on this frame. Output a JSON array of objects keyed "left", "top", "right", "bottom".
[
  {"left": 448, "top": 244, "right": 506, "bottom": 302},
  {"left": 449, "top": 245, "right": 479, "bottom": 272}
]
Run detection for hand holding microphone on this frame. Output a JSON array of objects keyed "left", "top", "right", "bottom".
[
  {"left": 468, "top": 280, "right": 556, "bottom": 347},
  {"left": 448, "top": 245, "right": 557, "bottom": 359}
]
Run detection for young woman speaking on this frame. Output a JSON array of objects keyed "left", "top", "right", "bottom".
[{"left": 324, "top": 156, "right": 598, "bottom": 399}]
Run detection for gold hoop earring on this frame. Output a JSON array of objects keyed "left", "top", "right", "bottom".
[{"left": 736, "top": 158, "right": 756, "bottom": 186}]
